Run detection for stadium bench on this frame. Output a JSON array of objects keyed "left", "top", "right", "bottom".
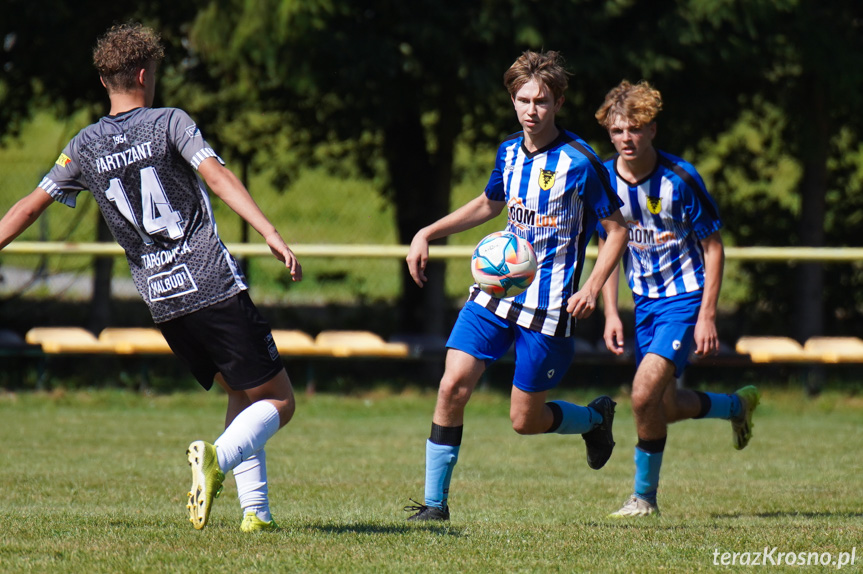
[
  {"left": 271, "top": 329, "right": 329, "bottom": 356},
  {"left": 314, "top": 330, "right": 410, "bottom": 358},
  {"left": 98, "top": 327, "right": 173, "bottom": 354},
  {"left": 802, "top": 336, "right": 863, "bottom": 363},
  {"left": 25, "top": 327, "right": 118, "bottom": 354},
  {"left": 735, "top": 335, "right": 863, "bottom": 364},
  {"left": 734, "top": 336, "right": 817, "bottom": 363}
]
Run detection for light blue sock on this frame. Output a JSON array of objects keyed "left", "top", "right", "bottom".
[
  {"left": 634, "top": 446, "right": 664, "bottom": 504},
  {"left": 703, "top": 392, "right": 741, "bottom": 419},
  {"left": 424, "top": 440, "right": 459, "bottom": 509},
  {"left": 548, "top": 400, "right": 600, "bottom": 434}
]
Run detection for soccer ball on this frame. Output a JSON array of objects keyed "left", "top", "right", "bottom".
[{"left": 471, "top": 231, "right": 537, "bottom": 298}]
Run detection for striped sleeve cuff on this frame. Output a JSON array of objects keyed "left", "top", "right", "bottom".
[
  {"left": 38, "top": 177, "right": 76, "bottom": 207},
  {"left": 190, "top": 148, "right": 224, "bottom": 170}
]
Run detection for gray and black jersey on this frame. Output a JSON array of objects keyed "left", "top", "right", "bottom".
[{"left": 40, "top": 107, "right": 247, "bottom": 323}]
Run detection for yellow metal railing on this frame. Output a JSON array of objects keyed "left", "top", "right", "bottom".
[{"left": 3, "top": 242, "right": 863, "bottom": 262}]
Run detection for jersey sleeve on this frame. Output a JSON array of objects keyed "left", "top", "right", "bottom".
[
  {"left": 166, "top": 109, "right": 225, "bottom": 171},
  {"left": 581, "top": 157, "right": 623, "bottom": 221},
  {"left": 483, "top": 143, "right": 507, "bottom": 202},
  {"left": 679, "top": 163, "right": 722, "bottom": 239},
  {"left": 39, "top": 141, "right": 87, "bottom": 208}
]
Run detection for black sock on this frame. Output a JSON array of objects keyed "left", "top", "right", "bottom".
[
  {"left": 692, "top": 391, "right": 712, "bottom": 419},
  {"left": 430, "top": 423, "right": 463, "bottom": 446}
]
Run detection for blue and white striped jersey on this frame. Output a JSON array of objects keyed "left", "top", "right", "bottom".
[
  {"left": 40, "top": 107, "right": 247, "bottom": 322},
  {"left": 469, "top": 129, "right": 622, "bottom": 337},
  {"left": 598, "top": 150, "right": 722, "bottom": 298}
]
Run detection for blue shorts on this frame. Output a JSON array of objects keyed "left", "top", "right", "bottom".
[
  {"left": 633, "top": 290, "right": 702, "bottom": 378},
  {"left": 446, "top": 301, "right": 575, "bottom": 393}
]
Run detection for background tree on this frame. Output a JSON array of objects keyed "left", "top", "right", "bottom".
[
  {"left": 3, "top": 0, "right": 863, "bottom": 339},
  {"left": 1, "top": 1, "right": 198, "bottom": 331}
]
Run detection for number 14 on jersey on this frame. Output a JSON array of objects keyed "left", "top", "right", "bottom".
[{"left": 105, "top": 166, "right": 185, "bottom": 245}]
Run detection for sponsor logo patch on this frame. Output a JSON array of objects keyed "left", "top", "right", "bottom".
[
  {"left": 55, "top": 153, "right": 72, "bottom": 167},
  {"left": 185, "top": 124, "right": 201, "bottom": 138},
  {"left": 147, "top": 264, "right": 199, "bottom": 301}
]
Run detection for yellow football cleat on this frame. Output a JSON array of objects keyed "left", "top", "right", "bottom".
[
  {"left": 241, "top": 511, "right": 279, "bottom": 533},
  {"left": 186, "top": 440, "right": 225, "bottom": 530},
  {"left": 732, "top": 386, "right": 761, "bottom": 450}
]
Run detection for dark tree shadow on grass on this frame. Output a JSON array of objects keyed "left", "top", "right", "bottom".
[
  {"left": 304, "top": 521, "right": 463, "bottom": 537},
  {"left": 711, "top": 511, "right": 863, "bottom": 519}
]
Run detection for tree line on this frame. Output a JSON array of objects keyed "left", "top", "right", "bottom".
[{"left": 2, "top": 0, "right": 862, "bottom": 339}]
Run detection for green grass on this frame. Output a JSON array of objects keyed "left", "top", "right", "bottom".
[{"left": 0, "top": 386, "right": 860, "bottom": 573}]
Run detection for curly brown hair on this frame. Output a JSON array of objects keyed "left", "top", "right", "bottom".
[
  {"left": 595, "top": 80, "right": 663, "bottom": 129},
  {"left": 503, "top": 50, "right": 570, "bottom": 102},
  {"left": 93, "top": 22, "right": 164, "bottom": 93}
]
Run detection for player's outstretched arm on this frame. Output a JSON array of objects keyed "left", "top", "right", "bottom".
[
  {"left": 197, "top": 158, "right": 301, "bottom": 281},
  {"left": 0, "top": 188, "right": 54, "bottom": 251},
  {"left": 597, "top": 236, "right": 625, "bottom": 355},
  {"left": 567, "top": 210, "right": 627, "bottom": 319},
  {"left": 693, "top": 230, "right": 724, "bottom": 356},
  {"left": 406, "top": 193, "right": 505, "bottom": 288}
]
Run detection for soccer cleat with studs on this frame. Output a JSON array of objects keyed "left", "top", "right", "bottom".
[
  {"left": 186, "top": 440, "right": 225, "bottom": 530},
  {"left": 581, "top": 395, "right": 616, "bottom": 470},
  {"left": 609, "top": 495, "right": 660, "bottom": 518},
  {"left": 240, "top": 511, "right": 279, "bottom": 533},
  {"left": 731, "top": 385, "right": 761, "bottom": 450},
  {"left": 404, "top": 499, "right": 450, "bottom": 521}
]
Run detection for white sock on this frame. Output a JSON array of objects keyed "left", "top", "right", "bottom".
[
  {"left": 215, "top": 400, "right": 280, "bottom": 473},
  {"left": 234, "top": 449, "right": 271, "bottom": 522}
]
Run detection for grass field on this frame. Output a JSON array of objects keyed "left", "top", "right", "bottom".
[{"left": 0, "top": 386, "right": 860, "bottom": 573}]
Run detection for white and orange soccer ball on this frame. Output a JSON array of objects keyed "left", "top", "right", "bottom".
[{"left": 470, "top": 231, "right": 537, "bottom": 298}]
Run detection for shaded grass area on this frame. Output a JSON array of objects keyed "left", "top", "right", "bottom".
[{"left": 0, "top": 387, "right": 860, "bottom": 573}]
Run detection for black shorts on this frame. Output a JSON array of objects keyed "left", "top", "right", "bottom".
[{"left": 158, "top": 291, "right": 283, "bottom": 391}]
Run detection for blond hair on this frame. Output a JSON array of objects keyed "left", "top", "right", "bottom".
[
  {"left": 93, "top": 22, "right": 164, "bottom": 93},
  {"left": 595, "top": 80, "right": 663, "bottom": 129},
  {"left": 503, "top": 50, "right": 569, "bottom": 101}
]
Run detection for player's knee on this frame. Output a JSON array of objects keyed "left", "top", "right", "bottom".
[
  {"left": 630, "top": 387, "right": 657, "bottom": 418},
  {"left": 437, "top": 378, "right": 473, "bottom": 409},
  {"left": 510, "top": 412, "right": 543, "bottom": 435}
]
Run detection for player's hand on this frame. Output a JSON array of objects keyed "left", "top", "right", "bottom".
[
  {"left": 406, "top": 234, "right": 430, "bottom": 287},
  {"left": 603, "top": 315, "right": 626, "bottom": 355},
  {"left": 266, "top": 232, "right": 302, "bottom": 281},
  {"left": 566, "top": 288, "right": 598, "bottom": 319},
  {"left": 693, "top": 319, "right": 719, "bottom": 356}
]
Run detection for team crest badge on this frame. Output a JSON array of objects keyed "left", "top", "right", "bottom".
[
  {"left": 538, "top": 169, "right": 556, "bottom": 191},
  {"left": 55, "top": 153, "right": 72, "bottom": 168},
  {"left": 647, "top": 197, "right": 662, "bottom": 214}
]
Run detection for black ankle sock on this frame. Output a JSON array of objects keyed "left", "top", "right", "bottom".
[
  {"left": 636, "top": 436, "right": 667, "bottom": 454},
  {"left": 693, "top": 391, "right": 712, "bottom": 419},
  {"left": 430, "top": 423, "right": 463, "bottom": 446},
  {"left": 544, "top": 402, "right": 564, "bottom": 433}
]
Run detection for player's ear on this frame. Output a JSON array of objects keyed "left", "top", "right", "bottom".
[
  {"left": 137, "top": 68, "right": 147, "bottom": 86},
  {"left": 100, "top": 76, "right": 107, "bottom": 89},
  {"left": 554, "top": 96, "right": 565, "bottom": 112}
]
